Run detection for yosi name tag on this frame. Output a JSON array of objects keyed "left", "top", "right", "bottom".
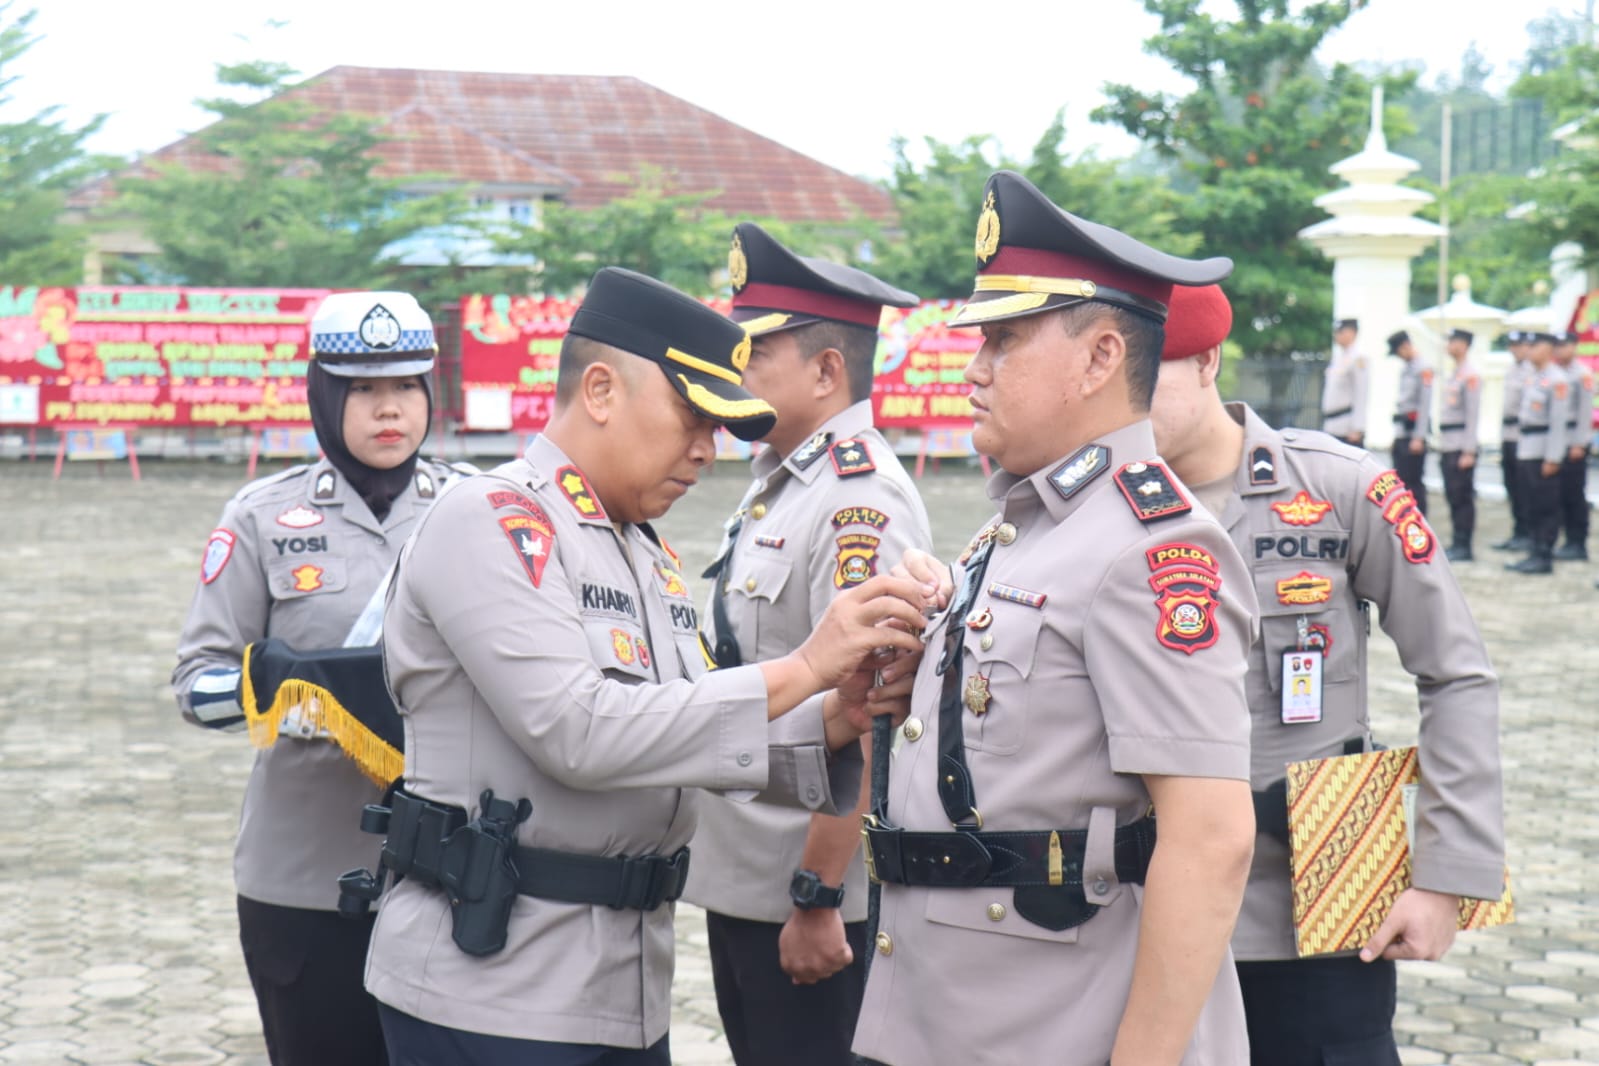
[{"left": 1280, "top": 649, "right": 1323, "bottom": 724}]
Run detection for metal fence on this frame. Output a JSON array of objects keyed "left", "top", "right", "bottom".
[{"left": 1222, "top": 353, "right": 1330, "bottom": 430}]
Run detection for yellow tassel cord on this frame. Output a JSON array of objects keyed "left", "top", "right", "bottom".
[{"left": 241, "top": 646, "right": 403, "bottom": 787}]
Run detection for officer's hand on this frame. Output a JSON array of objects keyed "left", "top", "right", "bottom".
[
  {"left": 890, "top": 549, "right": 953, "bottom": 613},
  {"left": 1459, "top": 452, "right": 1476, "bottom": 470},
  {"left": 1543, "top": 461, "right": 1561, "bottom": 478},
  {"left": 1570, "top": 446, "right": 1586, "bottom": 463},
  {"left": 825, "top": 653, "right": 918, "bottom": 747},
  {"left": 1345, "top": 432, "right": 1364, "bottom": 447},
  {"left": 796, "top": 575, "right": 929, "bottom": 690},
  {"left": 779, "top": 906, "right": 853, "bottom": 984},
  {"left": 1409, "top": 438, "right": 1425, "bottom": 455},
  {"left": 1359, "top": 887, "right": 1459, "bottom": 962}
]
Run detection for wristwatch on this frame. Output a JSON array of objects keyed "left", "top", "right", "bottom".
[{"left": 788, "top": 868, "right": 845, "bottom": 909}]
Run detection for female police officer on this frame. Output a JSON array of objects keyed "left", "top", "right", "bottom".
[{"left": 172, "top": 292, "right": 471, "bottom": 1066}]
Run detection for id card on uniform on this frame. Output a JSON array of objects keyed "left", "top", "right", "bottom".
[{"left": 1280, "top": 649, "right": 1323, "bottom": 724}]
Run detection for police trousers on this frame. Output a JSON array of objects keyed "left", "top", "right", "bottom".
[
  {"left": 237, "top": 895, "right": 387, "bottom": 1066},
  {"left": 1441, "top": 451, "right": 1476, "bottom": 545},
  {"left": 1391, "top": 438, "right": 1428, "bottom": 515},
  {"left": 1560, "top": 450, "right": 1590, "bottom": 545},
  {"left": 1517, "top": 457, "right": 1563, "bottom": 554},
  {"left": 1237, "top": 955, "right": 1401, "bottom": 1066},
  {"left": 377, "top": 1004, "right": 670, "bottom": 1066},
  {"left": 706, "top": 910, "right": 868, "bottom": 1066},
  {"left": 1501, "top": 439, "right": 1526, "bottom": 535}
]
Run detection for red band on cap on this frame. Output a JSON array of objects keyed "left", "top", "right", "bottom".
[
  {"left": 984, "top": 247, "right": 1173, "bottom": 308},
  {"left": 733, "top": 283, "right": 883, "bottom": 328}
]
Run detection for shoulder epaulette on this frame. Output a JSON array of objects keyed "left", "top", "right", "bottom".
[
  {"left": 235, "top": 463, "right": 311, "bottom": 502},
  {"left": 1112, "top": 461, "right": 1191, "bottom": 523},
  {"left": 1278, "top": 428, "right": 1367, "bottom": 463},
  {"left": 829, "top": 437, "right": 876, "bottom": 478},
  {"left": 791, "top": 431, "right": 833, "bottom": 470}
]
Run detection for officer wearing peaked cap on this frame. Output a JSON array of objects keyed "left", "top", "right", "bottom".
[
  {"left": 1149, "top": 284, "right": 1503, "bottom": 1066},
  {"left": 1507, "top": 332, "right": 1570, "bottom": 573},
  {"left": 362, "top": 267, "right": 931, "bottom": 1064},
  {"left": 854, "top": 171, "right": 1258, "bottom": 1066},
  {"left": 685, "top": 225, "right": 934, "bottom": 1066},
  {"left": 172, "top": 291, "right": 476, "bottom": 1066},
  {"left": 1439, "top": 328, "right": 1483, "bottom": 561},
  {"left": 1388, "top": 330, "right": 1433, "bottom": 515}
]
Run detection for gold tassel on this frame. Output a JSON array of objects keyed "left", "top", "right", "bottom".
[{"left": 240, "top": 646, "right": 403, "bottom": 787}]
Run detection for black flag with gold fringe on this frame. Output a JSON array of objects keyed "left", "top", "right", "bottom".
[{"left": 241, "top": 638, "right": 404, "bottom": 788}]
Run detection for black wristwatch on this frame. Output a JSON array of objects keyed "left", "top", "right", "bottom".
[{"left": 788, "top": 868, "right": 845, "bottom": 909}]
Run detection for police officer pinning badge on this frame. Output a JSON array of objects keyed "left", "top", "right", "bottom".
[
  {"left": 1270, "top": 491, "right": 1333, "bottom": 527},
  {"left": 315, "top": 471, "right": 337, "bottom": 500},
  {"left": 1113, "top": 461, "right": 1192, "bottom": 522},
  {"left": 275, "top": 504, "right": 324, "bottom": 529},
  {"left": 358, "top": 304, "right": 402, "bottom": 349},
  {"left": 1048, "top": 443, "right": 1110, "bottom": 501},
  {"left": 201, "top": 528, "right": 236, "bottom": 584},
  {"left": 791, "top": 431, "right": 833, "bottom": 470},
  {"left": 499, "top": 506, "right": 555, "bottom": 588},
  {"left": 830, "top": 438, "right": 876, "bottom": 478},
  {"left": 1145, "top": 542, "right": 1222, "bottom": 655},
  {"left": 834, "top": 533, "right": 880, "bottom": 587}
]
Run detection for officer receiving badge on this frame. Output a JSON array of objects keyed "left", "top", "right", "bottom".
[
  {"left": 499, "top": 507, "right": 555, "bottom": 588},
  {"left": 1048, "top": 443, "right": 1110, "bottom": 501},
  {"left": 1114, "top": 461, "right": 1192, "bottom": 522},
  {"left": 201, "top": 528, "right": 236, "bottom": 584},
  {"left": 833, "top": 533, "right": 881, "bottom": 588},
  {"left": 556, "top": 465, "right": 606, "bottom": 520},
  {"left": 1146, "top": 542, "right": 1223, "bottom": 655},
  {"left": 276, "top": 505, "right": 324, "bottom": 529},
  {"left": 1271, "top": 491, "right": 1334, "bottom": 527}
]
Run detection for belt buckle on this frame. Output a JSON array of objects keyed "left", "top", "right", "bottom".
[{"left": 860, "top": 814, "right": 880, "bottom": 885}]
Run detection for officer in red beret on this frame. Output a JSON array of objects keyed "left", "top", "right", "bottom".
[{"left": 1149, "top": 284, "right": 1505, "bottom": 1066}]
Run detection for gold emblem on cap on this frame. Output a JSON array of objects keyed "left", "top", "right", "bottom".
[
  {"left": 975, "top": 189, "right": 1001, "bottom": 266},
  {"left": 731, "top": 333, "right": 751, "bottom": 374},
  {"left": 728, "top": 233, "right": 749, "bottom": 292}
]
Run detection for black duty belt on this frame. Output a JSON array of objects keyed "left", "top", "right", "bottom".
[
  {"left": 378, "top": 790, "right": 689, "bottom": 911},
  {"left": 1323, "top": 406, "right": 1353, "bottom": 419},
  {"left": 1521, "top": 426, "right": 1549, "bottom": 436},
  {"left": 1503, "top": 417, "right": 1520, "bottom": 426},
  {"left": 1439, "top": 422, "right": 1466, "bottom": 431},
  {"left": 1393, "top": 414, "right": 1417, "bottom": 427},
  {"left": 862, "top": 816, "right": 1155, "bottom": 890},
  {"left": 1566, "top": 421, "right": 1580, "bottom": 430}
]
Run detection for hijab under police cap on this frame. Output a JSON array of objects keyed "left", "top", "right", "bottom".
[
  {"left": 728, "top": 222, "right": 918, "bottom": 337},
  {"left": 951, "top": 170, "right": 1232, "bottom": 327},
  {"left": 568, "top": 267, "right": 777, "bottom": 441}
]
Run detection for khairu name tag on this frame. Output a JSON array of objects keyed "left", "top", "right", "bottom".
[{"left": 1280, "top": 649, "right": 1323, "bottom": 724}]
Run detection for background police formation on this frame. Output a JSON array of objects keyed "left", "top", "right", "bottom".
[{"left": 172, "top": 172, "right": 1516, "bottom": 1065}]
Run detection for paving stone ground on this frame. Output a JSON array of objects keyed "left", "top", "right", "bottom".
[{"left": 1, "top": 454, "right": 1595, "bottom": 1065}]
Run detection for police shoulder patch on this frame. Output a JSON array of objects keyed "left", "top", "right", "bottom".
[
  {"left": 1048, "top": 443, "right": 1110, "bottom": 501},
  {"left": 1113, "top": 461, "right": 1192, "bottom": 522},
  {"left": 791, "top": 431, "right": 833, "bottom": 470},
  {"left": 829, "top": 438, "right": 876, "bottom": 478},
  {"left": 1145, "top": 541, "right": 1222, "bottom": 655},
  {"left": 499, "top": 504, "right": 556, "bottom": 588}
]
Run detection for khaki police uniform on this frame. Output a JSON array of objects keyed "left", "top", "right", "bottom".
[
  {"left": 1439, "top": 362, "right": 1483, "bottom": 554},
  {"left": 1495, "top": 348, "right": 1530, "bottom": 547},
  {"left": 1512, "top": 362, "right": 1570, "bottom": 569},
  {"left": 1322, "top": 341, "right": 1368, "bottom": 441},
  {"left": 852, "top": 419, "right": 1256, "bottom": 1066},
  {"left": 688, "top": 404, "right": 932, "bottom": 914},
  {"left": 1557, "top": 356, "right": 1593, "bottom": 556},
  {"left": 1390, "top": 353, "right": 1433, "bottom": 514}
]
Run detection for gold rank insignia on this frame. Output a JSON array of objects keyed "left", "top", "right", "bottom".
[
  {"left": 556, "top": 465, "right": 607, "bottom": 520},
  {"left": 964, "top": 673, "right": 992, "bottom": 716},
  {"left": 975, "top": 189, "right": 1001, "bottom": 266},
  {"left": 728, "top": 233, "right": 749, "bottom": 292}
]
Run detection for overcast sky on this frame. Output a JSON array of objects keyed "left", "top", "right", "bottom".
[{"left": 8, "top": 0, "right": 1569, "bottom": 180}]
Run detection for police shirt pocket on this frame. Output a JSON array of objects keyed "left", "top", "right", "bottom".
[
  {"left": 924, "top": 887, "right": 1080, "bottom": 944},
  {"left": 729, "top": 553, "right": 796, "bottom": 654},
  {"left": 963, "top": 604, "right": 1043, "bottom": 756},
  {"left": 581, "top": 618, "right": 652, "bottom": 681},
  {"left": 1254, "top": 571, "right": 1355, "bottom": 693},
  {"left": 266, "top": 557, "right": 348, "bottom": 601}
]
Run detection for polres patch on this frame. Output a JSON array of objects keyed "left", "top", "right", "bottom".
[
  {"left": 832, "top": 506, "right": 890, "bottom": 530},
  {"left": 833, "top": 533, "right": 880, "bottom": 587},
  {"left": 200, "top": 529, "right": 236, "bottom": 584},
  {"left": 1393, "top": 506, "right": 1436, "bottom": 565},
  {"left": 499, "top": 506, "right": 555, "bottom": 588}
]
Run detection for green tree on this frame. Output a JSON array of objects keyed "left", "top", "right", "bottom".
[
  {"left": 1093, "top": 0, "right": 1411, "bottom": 358},
  {"left": 117, "top": 60, "right": 470, "bottom": 295},
  {"left": 1508, "top": 15, "right": 1599, "bottom": 273},
  {"left": 0, "top": 3, "right": 105, "bottom": 283},
  {"left": 871, "top": 111, "right": 1193, "bottom": 300}
]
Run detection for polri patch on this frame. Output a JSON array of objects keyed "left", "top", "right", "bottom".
[
  {"left": 1248, "top": 445, "right": 1277, "bottom": 486},
  {"left": 1146, "top": 543, "right": 1222, "bottom": 655},
  {"left": 1113, "top": 461, "right": 1192, "bottom": 522},
  {"left": 275, "top": 504, "right": 323, "bottom": 529},
  {"left": 833, "top": 533, "right": 880, "bottom": 588},
  {"left": 1048, "top": 443, "right": 1110, "bottom": 501},
  {"left": 832, "top": 506, "right": 890, "bottom": 530},
  {"left": 556, "top": 465, "right": 606, "bottom": 520},
  {"left": 1271, "top": 491, "right": 1333, "bottom": 527},
  {"left": 830, "top": 438, "right": 876, "bottom": 478},
  {"left": 499, "top": 506, "right": 555, "bottom": 588},
  {"left": 200, "top": 529, "right": 236, "bottom": 585},
  {"left": 791, "top": 431, "right": 833, "bottom": 470},
  {"left": 986, "top": 582, "right": 1046, "bottom": 608}
]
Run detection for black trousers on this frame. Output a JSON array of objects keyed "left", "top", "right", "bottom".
[
  {"left": 1517, "top": 457, "right": 1562, "bottom": 555},
  {"left": 1237, "top": 956, "right": 1401, "bottom": 1066},
  {"left": 1502, "top": 439, "right": 1526, "bottom": 535},
  {"left": 378, "top": 1005, "right": 670, "bottom": 1066},
  {"left": 705, "top": 910, "right": 868, "bottom": 1066},
  {"left": 1441, "top": 450, "right": 1476, "bottom": 546},
  {"left": 1560, "top": 449, "right": 1590, "bottom": 545},
  {"left": 1391, "top": 437, "right": 1428, "bottom": 515},
  {"left": 237, "top": 895, "right": 388, "bottom": 1066}
]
